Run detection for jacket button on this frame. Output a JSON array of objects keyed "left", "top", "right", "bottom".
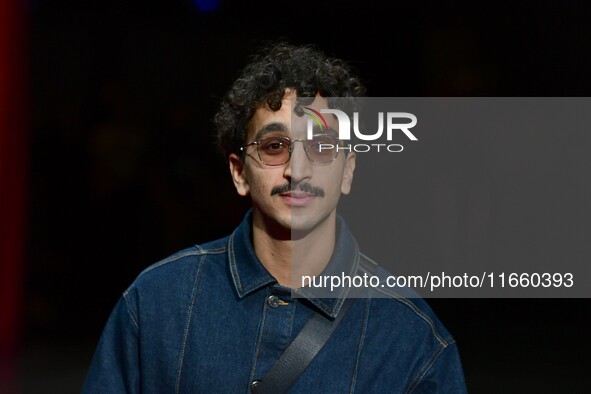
[
  {"left": 251, "top": 380, "right": 261, "bottom": 392},
  {"left": 267, "top": 295, "right": 280, "bottom": 308}
]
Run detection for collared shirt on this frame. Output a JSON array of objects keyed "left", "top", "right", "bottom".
[{"left": 83, "top": 211, "right": 468, "bottom": 393}]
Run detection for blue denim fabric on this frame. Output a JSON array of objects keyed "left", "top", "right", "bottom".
[{"left": 83, "top": 211, "right": 468, "bottom": 393}]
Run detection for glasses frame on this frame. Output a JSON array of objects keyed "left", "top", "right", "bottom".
[{"left": 240, "top": 135, "right": 340, "bottom": 167}]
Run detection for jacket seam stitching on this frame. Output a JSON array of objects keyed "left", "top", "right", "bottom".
[
  {"left": 349, "top": 297, "right": 371, "bottom": 394},
  {"left": 248, "top": 298, "right": 268, "bottom": 385},
  {"left": 360, "top": 253, "right": 450, "bottom": 346},
  {"left": 405, "top": 344, "right": 446, "bottom": 394},
  {"left": 373, "top": 286, "right": 449, "bottom": 346},
  {"left": 228, "top": 232, "right": 243, "bottom": 294},
  {"left": 175, "top": 253, "right": 206, "bottom": 393},
  {"left": 122, "top": 291, "right": 139, "bottom": 331},
  {"left": 137, "top": 246, "right": 205, "bottom": 276},
  {"left": 197, "top": 246, "right": 227, "bottom": 254},
  {"left": 132, "top": 245, "right": 227, "bottom": 279}
]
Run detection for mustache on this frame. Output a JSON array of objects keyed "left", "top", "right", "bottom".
[{"left": 271, "top": 182, "right": 325, "bottom": 198}]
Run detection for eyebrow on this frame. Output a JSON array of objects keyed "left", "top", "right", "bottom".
[{"left": 252, "top": 122, "right": 290, "bottom": 141}]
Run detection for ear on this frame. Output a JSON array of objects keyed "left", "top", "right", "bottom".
[
  {"left": 229, "top": 153, "right": 250, "bottom": 196},
  {"left": 340, "top": 152, "right": 356, "bottom": 195}
]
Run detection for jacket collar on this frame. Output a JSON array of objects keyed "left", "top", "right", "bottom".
[{"left": 228, "top": 210, "right": 359, "bottom": 319}]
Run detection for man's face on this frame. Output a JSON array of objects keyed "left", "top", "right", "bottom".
[{"left": 229, "top": 91, "right": 356, "bottom": 236}]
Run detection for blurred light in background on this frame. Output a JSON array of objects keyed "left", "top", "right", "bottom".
[{"left": 193, "top": 0, "right": 220, "bottom": 13}]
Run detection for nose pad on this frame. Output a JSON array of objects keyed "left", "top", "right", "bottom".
[{"left": 284, "top": 141, "right": 312, "bottom": 182}]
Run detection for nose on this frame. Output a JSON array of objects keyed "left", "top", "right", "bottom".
[{"left": 283, "top": 141, "right": 312, "bottom": 183}]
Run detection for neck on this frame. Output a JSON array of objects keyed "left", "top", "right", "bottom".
[{"left": 252, "top": 210, "right": 337, "bottom": 288}]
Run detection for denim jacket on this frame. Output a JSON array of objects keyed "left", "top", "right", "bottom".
[{"left": 83, "top": 211, "right": 467, "bottom": 393}]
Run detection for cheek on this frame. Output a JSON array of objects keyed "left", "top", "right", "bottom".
[
  {"left": 245, "top": 169, "right": 280, "bottom": 200},
  {"left": 316, "top": 174, "right": 344, "bottom": 203},
  {"left": 252, "top": 185, "right": 268, "bottom": 202},
  {"left": 247, "top": 174, "right": 265, "bottom": 199},
  {"left": 325, "top": 165, "right": 346, "bottom": 191}
]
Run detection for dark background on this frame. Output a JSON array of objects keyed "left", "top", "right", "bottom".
[{"left": 22, "top": 0, "right": 591, "bottom": 392}]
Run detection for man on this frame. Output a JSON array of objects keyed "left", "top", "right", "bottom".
[{"left": 83, "top": 42, "right": 468, "bottom": 393}]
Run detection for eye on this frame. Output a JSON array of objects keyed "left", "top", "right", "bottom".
[
  {"left": 309, "top": 134, "right": 337, "bottom": 153},
  {"left": 259, "top": 138, "right": 289, "bottom": 155},
  {"left": 313, "top": 134, "right": 337, "bottom": 144}
]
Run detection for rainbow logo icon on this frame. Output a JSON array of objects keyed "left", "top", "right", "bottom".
[{"left": 302, "top": 106, "right": 329, "bottom": 131}]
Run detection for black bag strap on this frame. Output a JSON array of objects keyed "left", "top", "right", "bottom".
[
  {"left": 251, "top": 296, "right": 356, "bottom": 394},
  {"left": 252, "top": 257, "right": 377, "bottom": 394}
]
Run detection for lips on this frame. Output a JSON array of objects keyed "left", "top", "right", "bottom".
[{"left": 279, "top": 192, "right": 315, "bottom": 207}]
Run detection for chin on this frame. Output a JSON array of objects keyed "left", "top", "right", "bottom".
[{"left": 289, "top": 211, "right": 328, "bottom": 236}]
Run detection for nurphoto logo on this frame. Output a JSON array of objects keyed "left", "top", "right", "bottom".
[{"left": 302, "top": 106, "right": 418, "bottom": 153}]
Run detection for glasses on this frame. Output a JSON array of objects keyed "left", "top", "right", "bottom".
[{"left": 240, "top": 134, "right": 339, "bottom": 166}]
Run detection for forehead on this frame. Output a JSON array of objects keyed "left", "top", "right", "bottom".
[{"left": 247, "top": 92, "right": 334, "bottom": 141}]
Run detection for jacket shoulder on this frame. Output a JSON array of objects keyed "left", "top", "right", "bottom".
[
  {"left": 125, "top": 236, "right": 229, "bottom": 294},
  {"left": 359, "top": 253, "right": 454, "bottom": 347}
]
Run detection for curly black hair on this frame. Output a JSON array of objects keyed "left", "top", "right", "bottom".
[{"left": 214, "top": 42, "right": 366, "bottom": 158}]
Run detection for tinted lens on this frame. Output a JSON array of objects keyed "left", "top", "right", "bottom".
[
  {"left": 306, "top": 135, "right": 338, "bottom": 163},
  {"left": 258, "top": 137, "right": 290, "bottom": 165}
]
